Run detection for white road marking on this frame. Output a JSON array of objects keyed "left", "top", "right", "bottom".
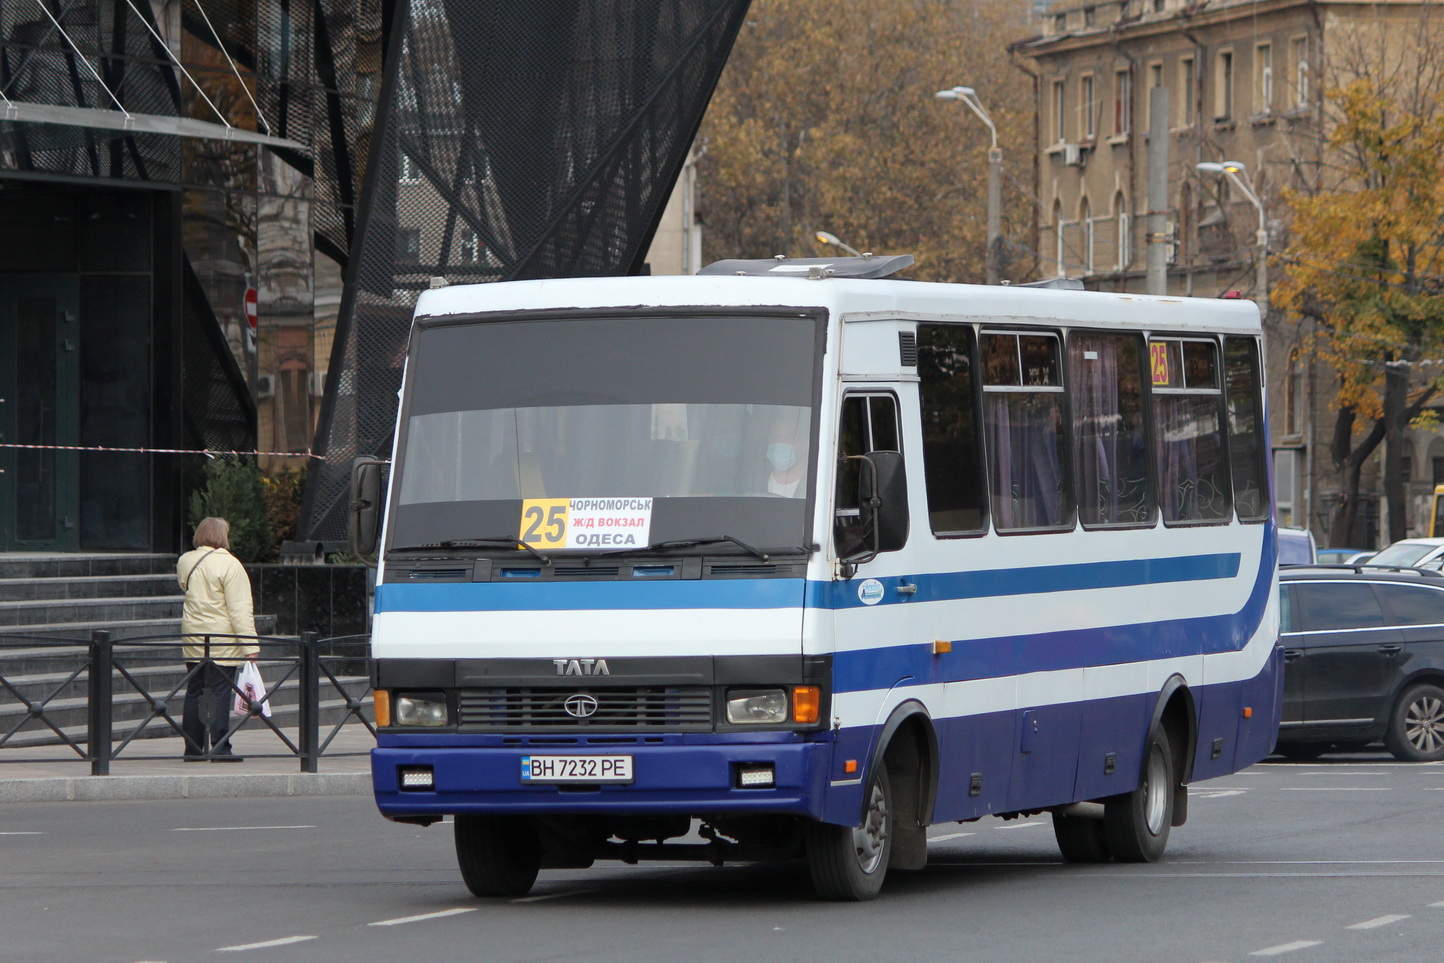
[
  {"left": 1249, "top": 940, "right": 1323, "bottom": 956},
  {"left": 511, "top": 889, "right": 596, "bottom": 903},
  {"left": 1196, "top": 790, "right": 1246, "bottom": 798},
  {"left": 1430, "top": 900, "right": 1444, "bottom": 907},
  {"left": 216, "top": 935, "right": 317, "bottom": 952},
  {"left": 173, "top": 825, "right": 316, "bottom": 832},
  {"left": 1298, "top": 771, "right": 1387, "bottom": 776},
  {"left": 995, "top": 821, "right": 1043, "bottom": 830},
  {"left": 0, "top": 831, "right": 44, "bottom": 835},
  {"left": 928, "top": 831, "right": 977, "bottom": 842},
  {"left": 1279, "top": 787, "right": 1389, "bottom": 791},
  {"left": 1348, "top": 915, "right": 1409, "bottom": 930},
  {"left": 369, "top": 908, "right": 478, "bottom": 927}
]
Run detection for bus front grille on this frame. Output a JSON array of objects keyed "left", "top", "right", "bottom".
[{"left": 458, "top": 686, "right": 713, "bottom": 730}]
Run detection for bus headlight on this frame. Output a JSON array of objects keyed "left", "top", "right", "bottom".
[
  {"left": 394, "top": 693, "right": 448, "bottom": 726},
  {"left": 726, "top": 689, "right": 788, "bottom": 724}
]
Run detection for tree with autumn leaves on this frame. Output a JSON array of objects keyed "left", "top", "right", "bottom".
[
  {"left": 1275, "top": 15, "right": 1444, "bottom": 544},
  {"left": 696, "top": 0, "right": 1034, "bottom": 283}
]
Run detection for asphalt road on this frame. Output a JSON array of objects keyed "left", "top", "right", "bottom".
[{"left": 4, "top": 752, "right": 1443, "bottom": 963}]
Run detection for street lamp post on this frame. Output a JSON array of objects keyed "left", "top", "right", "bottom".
[
  {"left": 1195, "top": 161, "right": 1268, "bottom": 315},
  {"left": 935, "top": 85, "right": 1001, "bottom": 285}
]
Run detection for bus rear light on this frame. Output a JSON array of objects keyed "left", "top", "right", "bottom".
[
  {"left": 792, "top": 686, "right": 820, "bottom": 724},
  {"left": 375, "top": 690, "right": 391, "bottom": 727}
]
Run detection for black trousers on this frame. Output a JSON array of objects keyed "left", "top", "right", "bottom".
[{"left": 182, "top": 662, "right": 239, "bottom": 755}]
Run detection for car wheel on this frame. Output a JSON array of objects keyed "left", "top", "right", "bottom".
[
  {"left": 805, "top": 762, "right": 892, "bottom": 900},
  {"left": 454, "top": 814, "right": 542, "bottom": 897},
  {"left": 1385, "top": 683, "right": 1444, "bottom": 762},
  {"left": 1103, "top": 727, "right": 1174, "bottom": 863}
]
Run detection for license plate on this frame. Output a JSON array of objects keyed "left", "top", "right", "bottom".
[{"left": 520, "top": 754, "right": 633, "bottom": 784}]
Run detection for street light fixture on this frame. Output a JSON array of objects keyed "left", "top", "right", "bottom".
[
  {"left": 1195, "top": 161, "right": 1268, "bottom": 314},
  {"left": 814, "top": 230, "right": 864, "bottom": 258},
  {"left": 935, "top": 85, "right": 1003, "bottom": 284}
]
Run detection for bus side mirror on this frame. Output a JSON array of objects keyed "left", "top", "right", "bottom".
[
  {"left": 863, "top": 450, "right": 909, "bottom": 554},
  {"left": 349, "top": 458, "right": 386, "bottom": 556}
]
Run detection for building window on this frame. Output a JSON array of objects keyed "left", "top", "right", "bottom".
[
  {"left": 1433, "top": 456, "right": 1444, "bottom": 486},
  {"left": 1215, "top": 50, "right": 1234, "bottom": 121},
  {"left": 1291, "top": 36, "right": 1310, "bottom": 108},
  {"left": 1256, "top": 43, "right": 1273, "bottom": 113},
  {"left": 1081, "top": 74, "right": 1096, "bottom": 140},
  {"left": 1114, "top": 68, "right": 1131, "bottom": 135},
  {"left": 1083, "top": 6, "right": 1096, "bottom": 26},
  {"left": 1053, "top": 200, "right": 1067, "bottom": 276},
  {"left": 1081, "top": 197, "right": 1095, "bottom": 273},
  {"left": 1115, "top": 191, "right": 1131, "bottom": 270},
  {"left": 1147, "top": 62, "right": 1165, "bottom": 127},
  {"left": 1052, "top": 79, "right": 1067, "bottom": 143},
  {"left": 1180, "top": 56, "right": 1196, "bottom": 126},
  {"left": 398, "top": 152, "right": 419, "bottom": 183},
  {"left": 1152, "top": 0, "right": 1165, "bottom": 11},
  {"left": 396, "top": 228, "right": 421, "bottom": 263},
  {"left": 458, "top": 230, "right": 479, "bottom": 263}
]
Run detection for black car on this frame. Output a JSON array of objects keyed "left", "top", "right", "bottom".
[{"left": 1278, "top": 565, "right": 1444, "bottom": 761}]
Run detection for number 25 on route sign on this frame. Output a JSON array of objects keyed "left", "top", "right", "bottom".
[
  {"left": 520, "top": 499, "right": 570, "bottom": 549},
  {"left": 1150, "top": 342, "right": 1171, "bottom": 386}
]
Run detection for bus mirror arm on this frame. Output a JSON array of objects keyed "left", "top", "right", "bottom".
[{"left": 839, "top": 451, "right": 910, "bottom": 578}]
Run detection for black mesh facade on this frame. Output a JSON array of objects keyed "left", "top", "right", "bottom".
[{"left": 298, "top": 0, "right": 752, "bottom": 543}]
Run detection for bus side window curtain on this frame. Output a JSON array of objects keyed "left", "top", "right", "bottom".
[
  {"left": 982, "top": 331, "right": 1074, "bottom": 531},
  {"left": 1152, "top": 338, "right": 1231, "bottom": 524}
]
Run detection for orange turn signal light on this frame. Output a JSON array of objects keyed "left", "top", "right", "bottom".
[
  {"left": 844, "top": 759, "right": 858, "bottom": 774},
  {"left": 792, "top": 686, "right": 821, "bottom": 725},
  {"left": 1242, "top": 706, "right": 1253, "bottom": 719},
  {"left": 375, "top": 689, "right": 392, "bottom": 727},
  {"left": 933, "top": 639, "right": 952, "bottom": 655}
]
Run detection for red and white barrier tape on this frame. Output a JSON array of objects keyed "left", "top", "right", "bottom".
[{"left": 0, "top": 442, "right": 320, "bottom": 459}]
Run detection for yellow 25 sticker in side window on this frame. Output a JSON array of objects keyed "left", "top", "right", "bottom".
[
  {"left": 1149, "top": 341, "right": 1171, "bottom": 386},
  {"left": 519, "top": 497, "right": 654, "bottom": 550}
]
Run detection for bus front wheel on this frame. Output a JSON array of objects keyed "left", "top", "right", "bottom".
[
  {"left": 1103, "top": 728, "right": 1174, "bottom": 862},
  {"left": 805, "top": 762, "right": 892, "bottom": 900},
  {"left": 454, "top": 814, "right": 542, "bottom": 897}
]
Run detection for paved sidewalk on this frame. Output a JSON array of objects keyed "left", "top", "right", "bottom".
[{"left": 0, "top": 723, "right": 375, "bottom": 803}]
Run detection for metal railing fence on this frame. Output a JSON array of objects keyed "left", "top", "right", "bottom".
[{"left": 0, "top": 631, "right": 374, "bottom": 774}]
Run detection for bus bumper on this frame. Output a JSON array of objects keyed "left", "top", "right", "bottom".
[{"left": 371, "top": 734, "right": 833, "bottom": 820}]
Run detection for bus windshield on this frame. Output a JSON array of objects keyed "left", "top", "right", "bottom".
[{"left": 387, "top": 312, "right": 822, "bottom": 553}]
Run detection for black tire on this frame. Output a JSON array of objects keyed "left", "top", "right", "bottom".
[
  {"left": 1104, "top": 728, "right": 1175, "bottom": 863},
  {"left": 1384, "top": 683, "right": 1444, "bottom": 762},
  {"left": 805, "top": 762, "right": 892, "bottom": 901},
  {"left": 454, "top": 814, "right": 542, "bottom": 897},
  {"left": 1274, "top": 742, "right": 1328, "bottom": 761},
  {"left": 1052, "top": 812, "right": 1111, "bottom": 863}
]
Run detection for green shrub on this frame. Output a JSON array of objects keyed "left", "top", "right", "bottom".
[{"left": 187, "top": 457, "right": 273, "bottom": 562}]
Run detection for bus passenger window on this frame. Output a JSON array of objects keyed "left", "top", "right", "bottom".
[
  {"left": 1151, "top": 338, "right": 1230, "bottom": 524},
  {"left": 1225, "top": 337, "right": 1269, "bottom": 522},
  {"left": 917, "top": 324, "right": 987, "bottom": 535},
  {"left": 1069, "top": 332, "right": 1152, "bottom": 527},
  {"left": 982, "top": 331, "right": 1074, "bottom": 532},
  {"left": 834, "top": 394, "right": 900, "bottom": 557}
]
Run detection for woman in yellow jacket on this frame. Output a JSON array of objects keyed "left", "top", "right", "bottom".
[{"left": 177, "top": 517, "right": 259, "bottom": 761}]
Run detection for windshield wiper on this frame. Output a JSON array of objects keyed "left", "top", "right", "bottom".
[
  {"left": 602, "top": 535, "right": 793, "bottom": 563},
  {"left": 389, "top": 536, "right": 551, "bottom": 565}
]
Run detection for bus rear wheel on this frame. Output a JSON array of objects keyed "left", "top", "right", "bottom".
[
  {"left": 454, "top": 814, "right": 542, "bottom": 897},
  {"left": 1103, "top": 728, "right": 1174, "bottom": 863},
  {"left": 1052, "top": 812, "right": 1111, "bottom": 863},
  {"left": 805, "top": 762, "right": 892, "bottom": 901}
]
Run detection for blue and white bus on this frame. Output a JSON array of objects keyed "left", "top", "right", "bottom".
[{"left": 354, "top": 256, "right": 1281, "bottom": 900}]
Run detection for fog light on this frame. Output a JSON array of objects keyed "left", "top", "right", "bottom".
[
  {"left": 399, "top": 766, "right": 434, "bottom": 791},
  {"left": 735, "top": 764, "right": 775, "bottom": 788}
]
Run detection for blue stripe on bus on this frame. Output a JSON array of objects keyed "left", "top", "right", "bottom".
[
  {"left": 374, "top": 551, "right": 1246, "bottom": 613},
  {"left": 831, "top": 543, "right": 1274, "bottom": 691}
]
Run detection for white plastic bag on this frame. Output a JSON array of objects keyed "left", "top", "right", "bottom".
[{"left": 233, "top": 661, "right": 272, "bottom": 718}]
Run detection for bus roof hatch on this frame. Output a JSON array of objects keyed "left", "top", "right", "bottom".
[{"left": 698, "top": 254, "right": 915, "bottom": 280}]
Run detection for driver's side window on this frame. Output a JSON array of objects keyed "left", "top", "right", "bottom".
[{"left": 834, "top": 393, "right": 900, "bottom": 557}]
